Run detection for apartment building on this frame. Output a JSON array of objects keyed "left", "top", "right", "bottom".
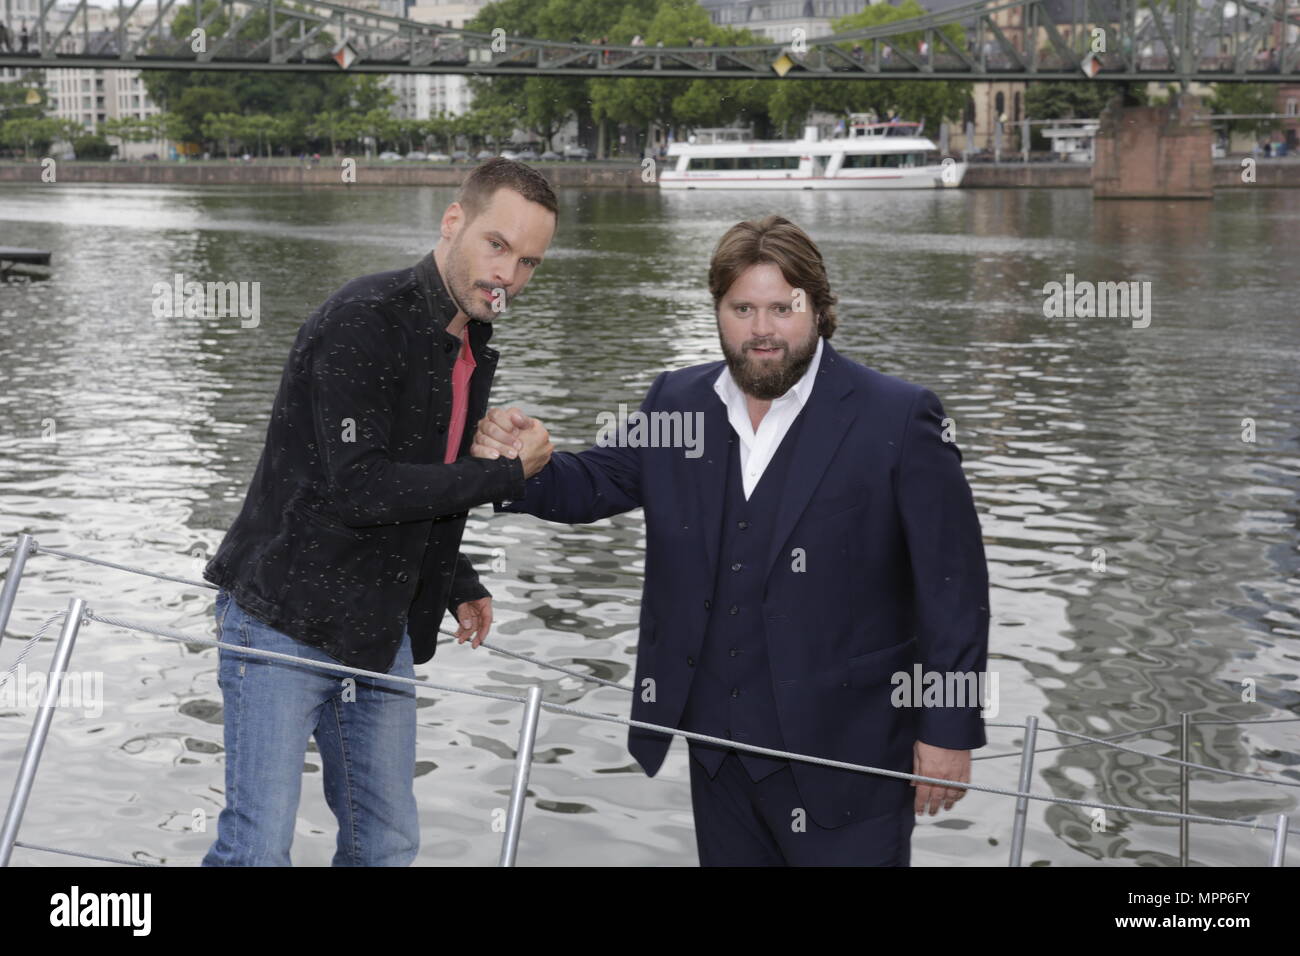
[{"left": 383, "top": 0, "right": 487, "bottom": 119}]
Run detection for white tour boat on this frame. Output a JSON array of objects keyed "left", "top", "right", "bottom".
[{"left": 659, "top": 114, "right": 965, "bottom": 190}]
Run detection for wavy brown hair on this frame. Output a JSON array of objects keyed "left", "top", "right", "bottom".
[{"left": 707, "top": 215, "right": 838, "bottom": 339}]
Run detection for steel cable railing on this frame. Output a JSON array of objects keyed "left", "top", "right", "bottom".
[{"left": 0, "top": 534, "right": 1294, "bottom": 866}]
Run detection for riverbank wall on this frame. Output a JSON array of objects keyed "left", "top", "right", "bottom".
[{"left": 2, "top": 159, "right": 1296, "bottom": 188}]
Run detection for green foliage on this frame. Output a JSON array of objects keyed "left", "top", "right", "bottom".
[
  {"left": 765, "top": 0, "right": 970, "bottom": 135},
  {"left": 140, "top": 0, "right": 384, "bottom": 153},
  {"left": 0, "top": 73, "right": 48, "bottom": 121},
  {"left": 1024, "top": 80, "right": 1145, "bottom": 121},
  {"left": 1208, "top": 83, "right": 1280, "bottom": 136},
  {"left": 72, "top": 134, "right": 115, "bottom": 160},
  {"left": 0, "top": 117, "right": 76, "bottom": 159}
]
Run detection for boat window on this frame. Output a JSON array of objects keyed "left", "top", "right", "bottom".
[
  {"left": 687, "top": 157, "right": 737, "bottom": 170},
  {"left": 688, "top": 156, "right": 799, "bottom": 171},
  {"left": 843, "top": 152, "right": 927, "bottom": 169}
]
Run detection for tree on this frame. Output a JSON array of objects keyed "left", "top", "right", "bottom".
[
  {"left": 102, "top": 116, "right": 159, "bottom": 156},
  {"left": 72, "top": 134, "right": 114, "bottom": 160},
  {"left": 202, "top": 112, "right": 244, "bottom": 157},
  {"left": 585, "top": 0, "right": 772, "bottom": 155},
  {"left": 424, "top": 112, "right": 457, "bottom": 153},
  {"left": 306, "top": 111, "right": 349, "bottom": 156},
  {"left": 140, "top": 0, "right": 386, "bottom": 155},
  {"left": 1024, "top": 80, "right": 1148, "bottom": 149},
  {"left": 240, "top": 114, "right": 280, "bottom": 157},
  {"left": 176, "top": 87, "right": 240, "bottom": 146},
  {"left": 766, "top": 0, "right": 971, "bottom": 136},
  {"left": 1, "top": 117, "right": 65, "bottom": 159},
  {"left": 468, "top": 0, "right": 633, "bottom": 155},
  {"left": 1024, "top": 80, "right": 1146, "bottom": 121},
  {"left": 1208, "top": 83, "right": 1280, "bottom": 137},
  {"left": 0, "top": 72, "right": 48, "bottom": 122}
]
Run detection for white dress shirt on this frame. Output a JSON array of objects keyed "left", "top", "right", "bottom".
[{"left": 712, "top": 336, "right": 824, "bottom": 499}]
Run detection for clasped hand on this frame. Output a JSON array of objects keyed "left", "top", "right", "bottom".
[{"left": 470, "top": 406, "right": 553, "bottom": 478}]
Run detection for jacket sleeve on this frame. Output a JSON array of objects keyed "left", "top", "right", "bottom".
[
  {"left": 494, "top": 372, "right": 668, "bottom": 523},
  {"left": 308, "top": 301, "right": 526, "bottom": 527},
  {"left": 447, "top": 551, "right": 489, "bottom": 615},
  {"left": 895, "top": 386, "right": 991, "bottom": 751}
]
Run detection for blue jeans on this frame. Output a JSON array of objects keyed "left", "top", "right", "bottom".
[{"left": 202, "top": 589, "right": 420, "bottom": 866}]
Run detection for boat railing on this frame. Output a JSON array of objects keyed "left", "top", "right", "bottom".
[{"left": 0, "top": 532, "right": 1294, "bottom": 867}]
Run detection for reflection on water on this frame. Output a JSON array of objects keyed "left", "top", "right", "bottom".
[{"left": 0, "top": 183, "right": 1297, "bottom": 866}]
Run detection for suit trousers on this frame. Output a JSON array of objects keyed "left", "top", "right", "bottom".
[{"left": 687, "top": 745, "right": 914, "bottom": 866}]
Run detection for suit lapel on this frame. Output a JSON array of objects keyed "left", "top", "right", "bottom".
[{"left": 762, "top": 342, "right": 857, "bottom": 582}]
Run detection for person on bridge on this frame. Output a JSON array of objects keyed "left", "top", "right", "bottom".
[
  {"left": 470, "top": 215, "right": 991, "bottom": 866},
  {"left": 200, "top": 159, "right": 557, "bottom": 866}
]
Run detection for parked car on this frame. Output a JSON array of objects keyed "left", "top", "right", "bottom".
[
  {"left": 500, "top": 149, "right": 520, "bottom": 160},
  {"left": 475, "top": 149, "right": 494, "bottom": 160},
  {"left": 517, "top": 148, "right": 539, "bottom": 161},
  {"left": 378, "top": 150, "right": 402, "bottom": 160},
  {"left": 562, "top": 144, "right": 591, "bottom": 160},
  {"left": 451, "top": 150, "right": 470, "bottom": 162},
  {"left": 405, "top": 150, "right": 428, "bottom": 161},
  {"left": 426, "top": 152, "right": 451, "bottom": 163},
  {"left": 540, "top": 150, "right": 562, "bottom": 161}
]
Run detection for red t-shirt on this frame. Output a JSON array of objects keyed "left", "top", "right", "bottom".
[{"left": 444, "top": 332, "right": 477, "bottom": 463}]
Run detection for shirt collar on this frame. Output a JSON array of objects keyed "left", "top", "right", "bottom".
[{"left": 713, "top": 334, "right": 824, "bottom": 411}]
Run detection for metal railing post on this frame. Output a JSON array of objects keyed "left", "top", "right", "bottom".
[
  {"left": 1179, "top": 712, "right": 1190, "bottom": 866},
  {"left": 1269, "top": 814, "right": 1289, "bottom": 867},
  {"left": 498, "top": 685, "right": 543, "bottom": 867},
  {"left": 1008, "top": 714, "right": 1038, "bottom": 867},
  {"left": 0, "top": 596, "right": 87, "bottom": 867},
  {"left": 0, "top": 533, "right": 36, "bottom": 652}
]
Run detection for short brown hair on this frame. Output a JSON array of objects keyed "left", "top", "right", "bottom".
[
  {"left": 457, "top": 157, "right": 558, "bottom": 222},
  {"left": 708, "top": 215, "right": 838, "bottom": 339}
]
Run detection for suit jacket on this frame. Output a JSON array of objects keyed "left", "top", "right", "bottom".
[{"left": 498, "top": 340, "right": 990, "bottom": 826}]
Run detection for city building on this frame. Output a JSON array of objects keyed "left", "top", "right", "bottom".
[
  {"left": 700, "top": 0, "right": 876, "bottom": 43},
  {"left": 38, "top": 3, "right": 170, "bottom": 159},
  {"left": 384, "top": 0, "right": 486, "bottom": 122}
]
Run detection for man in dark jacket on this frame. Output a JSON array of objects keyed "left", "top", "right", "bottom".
[
  {"left": 471, "top": 215, "right": 989, "bottom": 865},
  {"left": 200, "top": 159, "right": 554, "bottom": 866}
]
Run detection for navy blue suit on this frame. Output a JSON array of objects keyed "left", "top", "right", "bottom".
[{"left": 497, "top": 340, "right": 990, "bottom": 860}]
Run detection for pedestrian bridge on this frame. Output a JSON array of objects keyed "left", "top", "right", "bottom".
[{"left": 2, "top": 0, "right": 1298, "bottom": 82}]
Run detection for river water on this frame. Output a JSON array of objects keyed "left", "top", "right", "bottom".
[{"left": 0, "top": 181, "right": 1297, "bottom": 866}]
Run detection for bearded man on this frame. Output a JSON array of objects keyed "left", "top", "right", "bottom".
[{"left": 471, "top": 215, "right": 990, "bottom": 866}]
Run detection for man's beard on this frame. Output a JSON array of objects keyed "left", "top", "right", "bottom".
[
  {"left": 446, "top": 238, "right": 510, "bottom": 322},
  {"left": 720, "top": 324, "right": 820, "bottom": 400}
]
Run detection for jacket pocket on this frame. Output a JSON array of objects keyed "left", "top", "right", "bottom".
[
  {"left": 263, "top": 500, "right": 386, "bottom": 630},
  {"left": 802, "top": 488, "right": 867, "bottom": 523},
  {"left": 847, "top": 637, "right": 917, "bottom": 689}
]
